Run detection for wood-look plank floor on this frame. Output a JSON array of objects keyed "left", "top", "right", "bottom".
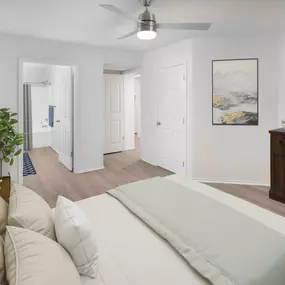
[
  {"left": 23, "top": 137, "right": 171, "bottom": 207},
  {"left": 23, "top": 138, "right": 285, "bottom": 217},
  {"left": 205, "top": 182, "right": 285, "bottom": 217}
]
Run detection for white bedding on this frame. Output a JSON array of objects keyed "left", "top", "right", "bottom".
[{"left": 76, "top": 175, "right": 285, "bottom": 285}]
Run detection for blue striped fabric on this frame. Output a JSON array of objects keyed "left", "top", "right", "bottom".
[{"left": 23, "top": 152, "right": 37, "bottom": 177}]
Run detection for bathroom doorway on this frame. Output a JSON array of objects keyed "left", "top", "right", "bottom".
[{"left": 18, "top": 60, "right": 76, "bottom": 185}]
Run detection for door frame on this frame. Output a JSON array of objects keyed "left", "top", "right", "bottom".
[
  {"left": 18, "top": 57, "right": 78, "bottom": 184},
  {"left": 103, "top": 71, "right": 125, "bottom": 155},
  {"left": 134, "top": 73, "right": 141, "bottom": 138},
  {"left": 156, "top": 62, "right": 187, "bottom": 174}
]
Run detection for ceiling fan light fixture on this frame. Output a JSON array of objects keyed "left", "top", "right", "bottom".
[
  {"left": 137, "top": 8, "right": 156, "bottom": 40},
  {"left": 137, "top": 30, "right": 156, "bottom": 40},
  {"left": 99, "top": 3, "right": 212, "bottom": 41}
]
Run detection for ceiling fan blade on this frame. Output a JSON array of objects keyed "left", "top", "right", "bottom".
[
  {"left": 99, "top": 4, "right": 139, "bottom": 23},
  {"left": 118, "top": 30, "right": 137, "bottom": 40},
  {"left": 157, "top": 23, "right": 212, "bottom": 31},
  {"left": 137, "top": 0, "right": 153, "bottom": 6}
]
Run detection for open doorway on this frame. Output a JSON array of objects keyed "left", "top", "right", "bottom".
[
  {"left": 104, "top": 71, "right": 124, "bottom": 154},
  {"left": 18, "top": 61, "right": 76, "bottom": 185},
  {"left": 103, "top": 69, "right": 141, "bottom": 160}
]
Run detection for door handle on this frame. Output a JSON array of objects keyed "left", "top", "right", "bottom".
[
  {"left": 56, "top": 120, "right": 60, "bottom": 123},
  {"left": 156, "top": 121, "right": 161, "bottom": 126}
]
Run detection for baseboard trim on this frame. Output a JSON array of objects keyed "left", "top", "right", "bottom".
[
  {"left": 141, "top": 158, "right": 157, "bottom": 166},
  {"left": 50, "top": 146, "right": 59, "bottom": 154},
  {"left": 193, "top": 177, "right": 270, "bottom": 187},
  {"left": 124, "top": 147, "right": 135, "bottom": 151},
  {"left": 76, "top": 166, "right": 105, "bottom": 174},
  {"left": 33, "top": 145, "right": 51, "bottom": 149}
]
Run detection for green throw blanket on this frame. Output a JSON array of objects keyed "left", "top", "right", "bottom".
[{"left": 108, "top": 177, "right": 285, "bottom": 285}]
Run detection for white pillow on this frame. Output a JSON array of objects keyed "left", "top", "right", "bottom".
[
  {"left": 0, "top": 236, "right": 5, "bottom": 284},
  {"left": 55, "top": 196, "right": 98, "bottom": 278},
  {"left": 5, "top": 226, "right": 81, "bottom": 285},
  {"left": 8, "top": 184, "right": 56, "bottom": 240}
]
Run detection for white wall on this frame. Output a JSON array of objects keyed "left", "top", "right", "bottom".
[
  {"left": 278, "top": 35, "right": 285, "bottom": 127},
  {"left": 23, "top": 63, "right": 51, "bottom": 83},
  {"left": 31, "top": 86, "right": 51, "bottom": 148},
  {"left": 33, "top": 130, "right": 51, "bottom": 149},
  {"left": 31, "top": 86, "right": 50, "bottom": 133},
  {"left": 141, "top": 36, "right": 279, "bottom": 185},
  {"left": 0, "top": 33, "right": 141, "bottom": 180},
  {"left": 191, "top": 37, "right": 278, "bottom": 185}
]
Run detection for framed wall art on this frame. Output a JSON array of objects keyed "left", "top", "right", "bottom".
[{"left": 212, "top": 58, "right": 258, "bottom": 125}]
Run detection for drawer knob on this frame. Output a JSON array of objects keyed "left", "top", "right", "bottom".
[{"left": 279, "top": 140, "right": 283, "bottom": 144}]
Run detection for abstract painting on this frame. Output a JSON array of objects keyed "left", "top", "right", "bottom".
[{"left": 212, "top": 58, "right": 258, "bottom": 125}]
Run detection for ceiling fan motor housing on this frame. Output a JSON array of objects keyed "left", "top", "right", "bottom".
[{"left": 138, "top": 8, "right": 156, "bottom": 33}]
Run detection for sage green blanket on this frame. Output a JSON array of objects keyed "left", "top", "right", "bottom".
[{"left": 108, "top": 177, "right": 285, "bottom": 285}]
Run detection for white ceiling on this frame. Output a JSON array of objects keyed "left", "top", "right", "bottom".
[{"left": 0, "top": 0, "right": 284, "bottom": 52}]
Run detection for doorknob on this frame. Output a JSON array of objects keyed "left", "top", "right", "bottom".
[
  {"left": 156, "top": 121, "right": 161, "bottom": 126},
  {"left": 56, "top": 120, "right": 60, "bottom": 123}
]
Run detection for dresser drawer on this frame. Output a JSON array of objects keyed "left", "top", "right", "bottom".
[{"left": 271, "top": 134, "right": 285, "bottom": 155}]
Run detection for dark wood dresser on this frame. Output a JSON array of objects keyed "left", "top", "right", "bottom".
[{"left": 269, "top": 128, "right": 285, "bottom": 203}]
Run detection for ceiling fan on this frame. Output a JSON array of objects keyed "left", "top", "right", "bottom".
[{"left": 99, "top": 0, "right": 212, "bottom": 40}]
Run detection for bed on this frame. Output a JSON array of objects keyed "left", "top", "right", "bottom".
[{"left": 76, "top": 174, "right": 285, "bottom": 285}]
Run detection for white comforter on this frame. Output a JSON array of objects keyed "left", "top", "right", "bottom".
[{"left": 76, "top": 175, "right": 285, "bottom": 285}]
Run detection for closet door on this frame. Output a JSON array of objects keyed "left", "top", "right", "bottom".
[
  {"left": 104, "top": 74, "right": 123, "bottom": 154},
  {"left": 156, "top": 64, "right": 187, "bottom": 174}
]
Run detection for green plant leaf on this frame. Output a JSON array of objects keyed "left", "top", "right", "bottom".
[
  {"left": 3, "top": 157, "right": 9, "bottom": 163},
  {"left": 0, "top": 109, "right": 24, "bottom": 163},
  {"left": 10, "top": 119, "right": 18, "bottom": 124},
  {"left": 14, "top": 149, "right": 22, "bottom": 156},
  {"left": 3, "top": 114, "right": 10, "bottom": 121},
  {"left": 16, "top": 140, "right": 24, "bottom": 145},
  {"left": 0, "top": 132, "right": 8, "bottom": 138},
  {"left": 0, "top": 108, "right": 10, "bottom": 112}
]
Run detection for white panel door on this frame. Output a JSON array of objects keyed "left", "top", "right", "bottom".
[
  {"left": 157, "top": 64, "right": 187, "bottom": 174},
  {"left": 134, "top": 77, "right": 141, "bottom": 137},
  {"left": 54, "top": 66, "right": 73, "bottom": 170},
  {"left": 105, "top": 74, "right": 123, "bottom": 154}
]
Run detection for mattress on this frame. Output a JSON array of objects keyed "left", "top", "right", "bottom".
[{"left": 76, "top": 175, "right": 285, "bottom": 285}]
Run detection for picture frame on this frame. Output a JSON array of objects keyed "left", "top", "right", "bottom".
[{"left": 212, "top": 58, "right": 259, "bottom": 126}]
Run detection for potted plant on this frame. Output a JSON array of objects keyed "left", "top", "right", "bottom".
[
  {"left": 0, "top": 108, "right": 24, "bottom": 201},
  {"left": 282, "top": 120, "right": 285, "bottom": 129}
]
